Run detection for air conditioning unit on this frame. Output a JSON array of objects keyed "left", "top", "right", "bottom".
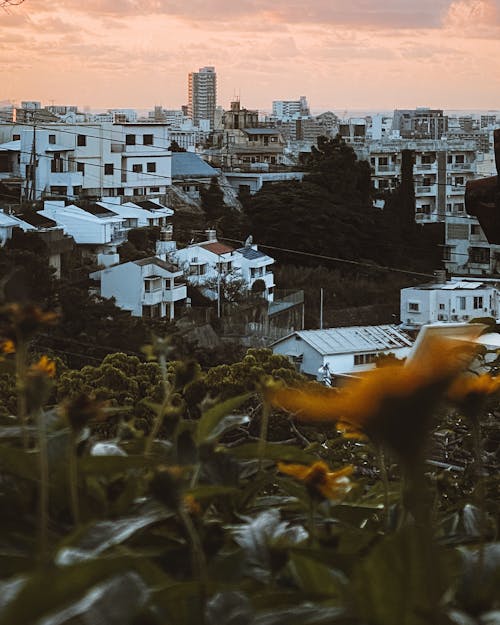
[
  {"left": 437, "top": 314, "right": 448, "bottom": 321},
  {"left": 451, "top": 315, "right": 459, "bottom": 321}
]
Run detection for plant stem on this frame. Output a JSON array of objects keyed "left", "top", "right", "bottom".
[
  {"left": 308, "top": 497, "right": 317, "bottom": 547},
  {"left": 37, "top": 409, "right": 49, "bottom": 563},
  {"left": 471, "top": 415, "right": 486, "bottom": 568},
  {"left": 15, "top": 338, "right": 28, "bottom": 449},
  {"left": 144, "top": 353, "right": 169, "bottom": 457},
  {"left": 179, "top": 505, "right": 208, "bottom": 586},
  {"left": 69, "top": 431, "right": 80, "bottom": 525},
  {"left": 376, "top": 444, "right": 390, "bottom": 530},
  {"left": 258, "top": 398, "right": 270, "bottom": 471}
]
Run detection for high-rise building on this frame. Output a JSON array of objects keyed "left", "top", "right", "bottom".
[
  {"left": 187, "top": 66, "right": 217, "bottom": 129},
  {"left": 271, "top": 96, "right": 310, "bottom": 121}
]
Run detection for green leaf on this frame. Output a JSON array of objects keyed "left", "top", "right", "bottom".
[
  {"left": 224, "top": 442, "right": 318, "bottom": 464},
  {"left": 0, "top": 444, "right": 38, "bottom": 481},
  {"left": 186, "top": 485, "right": 240, "bottom": 500},
  {"left": 195, "top": 393, "right": 252, "bottom": 446},
  {"left": 0, "top": 557, "right": 149, "bottom": 625},
  {"left": 288, "top": 552, "right": 347, "bottom": 599},
  {"left": 79, "top": 455, "right": 155, "bottom": 476}
]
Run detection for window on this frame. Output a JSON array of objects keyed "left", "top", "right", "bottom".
[
  {"left": 133, "top": 188, "right": 143, "bottom": 195},
  {"left": 77, "top": 162, "right": 85, "bottom": 174},
  {"left": 447, "top": 223, "right": 469, "bottom": 240},
  {"left": 77, "top": 134, "right": 86, "bottom": 147},
  {"left": 421, "top": 154, "right": 434, "bottom": 164},
  {"left": 408, "top": 302, "right": 420, "bottom": 312},
  {"left": 455, "top": 176, "right": 464, "bottom": 185},
  {"left": 117, "top": 188, "right": 125, "bottom": 196},
  {"left": 48, "top": 134, "right": 56, "bottom": 145},
  {"left": 469, "top": 247, "right": 489, "bottom": 264},
  {"left": 471, "top": 224, "right": 482, "bottom": 235},
  {"left": 12, "top": 134, "right": 20, "bottom": 141},
  {"left": 455, "top": 154, "right": 465, "bottom": 163},
  {"left": 132, "top": 164, "right": 143, "bottom": 173},
  {"left": 50, "top": 186, "right": 66, "bottom": 194},
  {"left": 143, "top": 134, "right": 153, "bottom": 145},
  {"left": 354, "top": 353, "right": 378, "bottom": 366},
  {"left": 125, "top": 134, "right": 136, "bottom": 145},
  {"left": 455, "top": 202, "right": 465, "bottom": 212},
  {"left": 458, "top": 296, "right": 466, "bottom": 310},
  {"left": 51, "top": 156, "right": 63, "bottom": 173},
  {"left": 150, "top": 186, "right": 160, "bottom": 192},
  {"left": 104, "top": 163, "right": 114, "bottom": 175},
  {"left": 442, "top": 246, "right": 453, "bottom": 261},
  {"left": 146, "top": 162, "right": 156, "bottom": 173},
  {"left": 379, "top": 157, "right": 388, "bottom": 166},
  {"left": 439, "top": 303, "right": 445, "bottom": 310},
  {"left": 473, "top": 296, "right": 484, "bottom": 309}
]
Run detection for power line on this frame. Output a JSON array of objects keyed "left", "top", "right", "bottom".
[{"left": 219, "top": 237, "right": 437, "bottom": 279}]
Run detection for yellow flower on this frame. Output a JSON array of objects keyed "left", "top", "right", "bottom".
[
  {"left": 448, "top": 374, "right": 500, "bottom": 418},
  {"left": 184, "top": 494, "right": 202, "bottom": 516},
  {"left": 29, "top": 355, "right": 56, "bottom": 378},
  {"left": 336, "top": 420, "right": 367, "bottom": 441},
  {"left": 277, "top": 461, "right": 353, "bottom": 501},
  {"left": 0, "top": 303, "right": 59, "bottom": 339},
  {"left": 0, "top": 339, "right": 15, "bottom": 354},
  {"left": 269, "top": 337, "right": 477, "bottom": 460}
]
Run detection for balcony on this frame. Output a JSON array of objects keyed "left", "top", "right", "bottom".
[
  {"left": 416, "top": 185, "right": 435, "bottom": 194},
  {"left": 447, "top": 185, "right": 464, "bottom": 195},
  {"left": 110, "top": 228, "right": 128, "bottom": 243},
  {"left": 451, "top": 162, "right": 474, "bottom": 171},
  {"left": 49, "top": 171, "right": 84, "bottom": 187},
  {"left": 376, "top": 165, "right": 397, "bottom": 173},
  {"left": 143, "top": 284, "right": 187, "bottom": 305},
  {"left": 416, "top": 163, "right": 436, "bottom": 172}
]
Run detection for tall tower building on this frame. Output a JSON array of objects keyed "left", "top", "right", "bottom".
[{"left": 187, "top": 66, "right": 217, "bottom": 130}]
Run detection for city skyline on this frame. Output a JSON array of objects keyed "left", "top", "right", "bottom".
[{"left": 1, "top": 0, "right": 500, "bottom": 110}]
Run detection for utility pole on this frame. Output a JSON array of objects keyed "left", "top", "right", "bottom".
[
  {"left": 319, "top": 288, "right": 324, "bottom": 330},
  {"left": 26, "top": 119, "right": 37, "bottom": 202},
  {"left": 217, "top": 254, "right": 221, "bottom": 318}
]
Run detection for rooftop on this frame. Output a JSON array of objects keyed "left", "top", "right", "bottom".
[
  {"left": 236, "top": 246, "right": 272, "bottom": 261},
  {"left": 275, "top": 324, "right": 414, "bottom": 356},
  {"left": 199, "top": 241, "right": 234, "bottom": 255},
  {"left": 171, "top": 152, "right": 218, "bottom": 178},
  {"left": 134, "top": 257, "right": 180, "bottom": 273}
]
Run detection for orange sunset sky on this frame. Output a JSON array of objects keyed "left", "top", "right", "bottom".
[{"left": 1, "top": 0, "right": 500, "bottom": 111}]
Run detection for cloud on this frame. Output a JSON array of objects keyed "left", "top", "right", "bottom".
[
  {"left": 443, "top": 0, "right": 500, "bottom": 36},
  {"left": 24, "top": 0, "right": 453, "bottom": 29}
]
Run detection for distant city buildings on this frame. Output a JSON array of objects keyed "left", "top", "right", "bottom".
[{"left": 187, "top": 66, "right": 217, "bottom": 130}]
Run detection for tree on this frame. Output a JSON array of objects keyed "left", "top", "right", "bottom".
[
  {"left": 168, "top": 140, "right": 187, "bottom": 153},
  {"left": 200, "top": 177, "right": 226, "bottom": 224}
]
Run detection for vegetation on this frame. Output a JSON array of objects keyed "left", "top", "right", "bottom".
[{"left": 0, "top": 303, "right": 499, "bottom": 625}]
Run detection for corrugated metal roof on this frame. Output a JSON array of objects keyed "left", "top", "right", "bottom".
[
  {"left": 283, "top": 325, "right": 413, "bottom": 355},
  {"left": 171, "top": 152, "right": 218, "bottom": 178},
  {"left": 441, "top": 282, "right": 485, "bottom": 290}
]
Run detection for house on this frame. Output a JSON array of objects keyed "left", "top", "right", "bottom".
[
  {"left": 97, "top": 197, "right": 173, "bottom": 229},
  {"left": 401, "top": 277, "right": 499, "bottom": 328},
  {"left": 171, "top": 152, "right": 220, "bottom": 200},
  {"left": 0, "top": 210, "right": 74, "bottom": 278},
  {"left": 39, "top": 200, "right": 127, "bottom": 265},
  {"left": 172, "top": 231, "right": 276, "bottom": 302},
  {"left": 90, "top": 257, "right": 187, "bottom": 320},
  {"left": 233, "top": 238, "right": 275, "bottom": 301},
  {"left": 272, "top": 325, "right": 414, "bottom": 380}
]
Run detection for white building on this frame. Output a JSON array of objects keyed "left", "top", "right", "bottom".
[
  {"left": 97, "top": 197, "right": 173, "bottom": 229},
  {"left": 0, "top": 211, "right": 21, "bottom": 246},
  {"left": 365, "top": 138, "right": 477, "bottom": 223},
  {"left": 0, "top": 122, "right": 173, "bottom": 200},
  {"left": 172, "top": 231, "right": 275, "bottom": 301},
  {"left": 272, "top": 325, "right": 414, "bottom": 379},
  {"left": 443, "top": 215, "right": 500, "bottom": 276},
  {"left": 90, "top": 257, "right": 187, "bottom": 320},
  {"left": 401, "top": 278, "right": 499, "bottom": 328},
  {"left": 188, "top": 66, "right": 217, "bottom": 130},
  {"left": 271, "top": 97, "right": 310, "bottom": 121}
]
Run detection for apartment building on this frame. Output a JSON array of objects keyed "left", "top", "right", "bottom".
[
  {"left": 367, "top": 138, "right": 477, "bottom": 223},
  {"left": 187, "top": 66, "right": 217, "bottom": 130},
  {"left": 0, "top": 122, "right": 172, "bottom": 200},
  {"left": 271, "top": 97, "right": 310, "bottom": 121}
]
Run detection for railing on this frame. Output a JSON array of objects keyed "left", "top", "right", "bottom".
[
  {"left": 415, "top": 164, "right": 436, "bottom": 171},
  {"left": 451, "top": 162, "right": 473, "bottom": 170},
  {"left": 416, "top": 186, "right": 432, "bottom": 193},
  {"left": 376, "top": 165, "right": 396, "bottom": 173}
]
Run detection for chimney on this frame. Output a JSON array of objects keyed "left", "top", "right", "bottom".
[
  {"left": 434, "top": 269, "right": 447, "bottom": 284},
  {"left": 205, "top": 229, "right": 217, "bottom": 242},
  {"left": 160, "top": 225, "right": 173, "bottom": 241}
]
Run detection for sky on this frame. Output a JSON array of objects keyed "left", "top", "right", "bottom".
[{"left": 1, "top": 0, "right": 500, "bottom": 112}]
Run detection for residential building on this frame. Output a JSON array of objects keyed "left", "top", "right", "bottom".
[
  {"left": 0, "top": 122, "right": 172, "bottom": 200},
  {"left": 223, "top": 100, "right": 258, "bottom": 130},
  {"left": 224, "top": 171, "right": 304, "bottom": 196},
  {"left": 172, "top": 230, "right": 275, "bottom": 301},
  {"left": 0, "top": 210, "right": 73, "bottom": 278},
  {"left": 365, "top": 138, "right": 477, "bottom": 223},
  {"left": 271, "top": 97, "right": 310, "bottom": 121},
  {"left": 90, "top": 257, "right": 187, "bottom": 320},
  {"left": 338, "top": 118, "right": 367, "bottom": 144},
  {"left": 188, "top": 66, "right": 217, "bottom": 130},
  {"left": 443, "top": 215, "right": 500, "bottom": 275},
  {"left": 171, "top": 152, "right": 220, "bottom": 200},
  {"left": 272, "top": 325, "right": 413, "bottom": 380},
  {"left": 39, "top": 200, "right": 127, "bottom": 264},
  {"left": 400, "top": 277, "right": 499, "bottom": 328},
  {"left": 96, "top": 197, "right": 173, "bottom": 229},
  {"left": 391, "top": 108, "right": 449, "bottom": 139},
  {"left": 207, "top": 127, "right": 286, "bottom": 170}
]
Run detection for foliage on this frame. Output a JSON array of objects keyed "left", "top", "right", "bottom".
[{"left": 1, "top": 313, "right": 500, "bottom": 625}]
